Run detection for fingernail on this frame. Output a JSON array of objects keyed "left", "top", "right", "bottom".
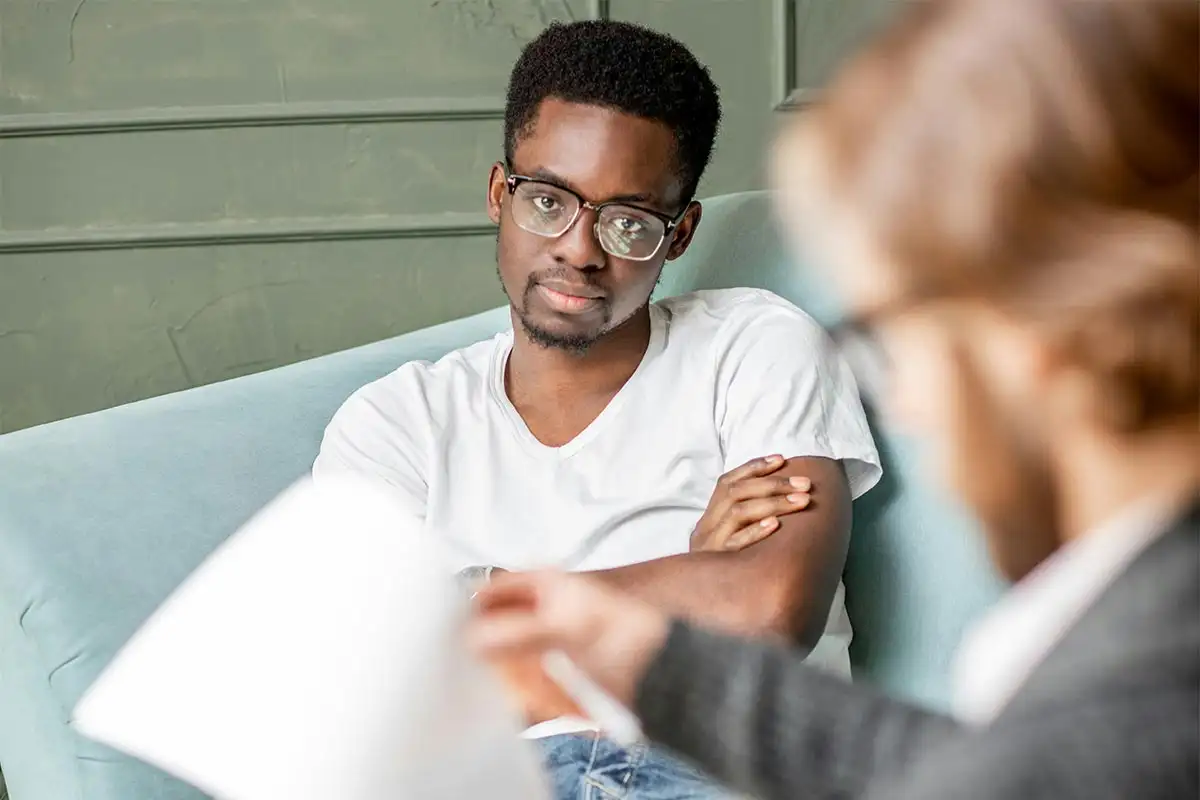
[
  {"left": 765, "top": 455, "right": 784, "bottom": 465},
  {"left": 789, "top": 477, "right": 811, "bottom": 490},
  {"left": 760, "top": 517, "right": 777, "bottom": 527},
  {"left": 788, "top": 493, "right": 809, "bottom": 505}
]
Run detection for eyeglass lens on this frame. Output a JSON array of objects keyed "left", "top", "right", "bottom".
[{"left": 510, "top": 180, "right": 667, "bottom": 261}]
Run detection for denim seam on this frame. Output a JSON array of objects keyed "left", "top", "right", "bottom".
[
  {"left": 583, "top": 738, "right": 650, "bottom": 800},
  {"left": 582, "top": 733, "right": 604, "bottom": 799}
]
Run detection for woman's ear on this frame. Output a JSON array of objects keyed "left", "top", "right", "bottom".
[
  {"left": 665, "top": 202, "right": 703, "bottom": 261},
  {"left": 487, "top": 163, "right": 507, "bottom": 225}
]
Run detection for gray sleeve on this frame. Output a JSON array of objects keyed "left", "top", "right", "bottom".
[
  {"left": 891, "top": 688, "right": 1199, "bottom": 800},
  {"left": 635, "top": 621, "right": 962, "bottom": 800}
]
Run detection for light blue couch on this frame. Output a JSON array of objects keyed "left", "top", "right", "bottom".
[{"left": 0, "top": 191, "right": 1005, "bottom": 800}]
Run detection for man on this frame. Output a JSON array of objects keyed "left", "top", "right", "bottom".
[
  {"left": 470, "top": 2, "right": 1199, "bottom": 799},
  {"left": 314, "top": 19, "right": 880, "bottom": 800}
]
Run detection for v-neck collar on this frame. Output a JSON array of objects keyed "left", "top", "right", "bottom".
[{"left": 490, "top": 304, "right": 667, "bottom": 460}]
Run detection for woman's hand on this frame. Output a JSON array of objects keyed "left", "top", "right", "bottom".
[
  {"left": 470, "top": 571, "right": 671, "bottom": 714},
  {"left": 486, "top": 651, "right": 585, "bottom": 726}
]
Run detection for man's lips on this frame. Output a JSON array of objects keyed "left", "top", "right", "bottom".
[{"left": 535, "top": 282, "right": 605, "bottom": 313}]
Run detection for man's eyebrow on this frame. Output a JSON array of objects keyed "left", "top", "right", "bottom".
[{"left": 526, "top": 167, "right": 657, "bottom": 206}]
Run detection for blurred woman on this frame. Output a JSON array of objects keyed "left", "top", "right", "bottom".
[{"left": 469, "top": 1, "right": 1199, "bottom": 798}]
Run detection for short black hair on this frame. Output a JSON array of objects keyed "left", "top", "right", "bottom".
[{"left": 504, "top": 20, "right": 722, "bottom": 203}]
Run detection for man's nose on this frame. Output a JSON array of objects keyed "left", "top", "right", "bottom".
[{"left": 550, "top": 207, "right": 607, "bottom": 270}]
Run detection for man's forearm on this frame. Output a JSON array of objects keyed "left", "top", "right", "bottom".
[
  {"left": 588, "top": 551, "right": 795, "bottom": 640},
  {"left": 589, "top": 456, "right": 853, "bottom": 648},
  {"left": 473, "top": 458, "right": 850, "bottom": 644}
]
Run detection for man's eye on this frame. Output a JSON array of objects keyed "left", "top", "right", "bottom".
[
  {"left": 533, "top": 196, "right": 562, "bottom": 213},
  {"left": 613, "top": 217, "right": 648, "bottom": 236}
]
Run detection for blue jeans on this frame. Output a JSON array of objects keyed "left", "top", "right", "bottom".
[{"left": 536, "top": 733, "right": 730, "bottom": 799}]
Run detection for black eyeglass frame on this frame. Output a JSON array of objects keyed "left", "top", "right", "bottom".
[{"left": 504, "top": 173, "right": 689, "bottom": 261}]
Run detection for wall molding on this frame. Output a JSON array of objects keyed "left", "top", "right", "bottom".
[
  {"left": 0, "top": 97, "right": 506, "bottom": 138},
  {"left": 0, "top": 212, "right": 496, "bottom": 254},
  {"left": 775, "top": 87, "right": 817, "bottom": 112},
  {"left": 773, "top": 0, "right": 798, "bottom": 109},
  {"left": 1, "top": 2, "right": 611, "bottom": 139},
  {"left": 772, "top": 0, "right": 815, "bottom": 111}
]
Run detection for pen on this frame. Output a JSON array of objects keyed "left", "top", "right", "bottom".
[{"left": 540, "top": 650, "right": 643, "bottom": 747}]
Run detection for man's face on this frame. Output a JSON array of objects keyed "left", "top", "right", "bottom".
[{"left": 487, "top": 98, "right": 701, "bottom": 352}]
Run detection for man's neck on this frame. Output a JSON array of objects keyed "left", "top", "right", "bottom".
[
  {"left": 1053, "top": 418, "right": 1200, "bottom": 544},
  {"left": 506, "top": 306, "right": 653, "bottom": 403}
]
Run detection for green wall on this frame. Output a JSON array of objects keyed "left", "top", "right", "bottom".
[{"left": 0, "top": 0, "right": 892, "bottom": 433}]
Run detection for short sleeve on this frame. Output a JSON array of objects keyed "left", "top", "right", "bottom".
[
  {"left": 312, "top": 366, "right": 431, "bottom": 520},
  {"left": 713, "top": 296, "right": 881, "bottom": 499}
]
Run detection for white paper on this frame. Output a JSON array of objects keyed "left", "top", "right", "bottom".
[{"left": 72, "top": 475, "right": 549, "bottom": 800}]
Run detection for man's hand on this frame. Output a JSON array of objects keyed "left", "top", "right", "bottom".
[
  {"left": 471, "top": 571, "right": 670, "bottom": 712},
  {"left": 690, "top": 455, "right": 812, "bottom": 552}
]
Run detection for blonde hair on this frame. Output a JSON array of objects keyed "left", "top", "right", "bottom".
[{"left": 804, "top": 0, "right": 1199, "bottom": 431}]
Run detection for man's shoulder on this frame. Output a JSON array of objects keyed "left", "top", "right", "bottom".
[
  {"left": 330, "top": 333, "right": 505, "bottom": 426},
  {"left": 656, "top": 288, "right": 826, "bottom": 346},
  {"left": 355, "top": 334, "right": 503, "bottom": 400}
]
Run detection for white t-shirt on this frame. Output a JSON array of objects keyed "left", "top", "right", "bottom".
[{"left": 314, "top": 288, "right": 882, "bottom": 736}]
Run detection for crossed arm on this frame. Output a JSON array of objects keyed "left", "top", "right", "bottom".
[
  {"left": 316, "top": 393, "right": 854, "bottom": 650},
  {"left": 490, "top": 455, "right": 854, "bottom": 724},
  {"left": 588, "top": 456, "right": 853, "bottom": 649}
]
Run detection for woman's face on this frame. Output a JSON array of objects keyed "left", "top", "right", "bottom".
[
  {"left": 880, "top": 307, "right": 1059, "bottom": 579},
  {"left": 774, "top": 123, "right": 1060, "bottom": 580}
]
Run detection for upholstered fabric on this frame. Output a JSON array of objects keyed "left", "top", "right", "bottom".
[{"left": 0, "top": 191, "right": 1004, "bottom": 800}]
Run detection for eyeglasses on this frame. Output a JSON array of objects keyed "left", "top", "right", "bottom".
[{"left": 504, "top": 173, "right": 686, "bottom": 262}]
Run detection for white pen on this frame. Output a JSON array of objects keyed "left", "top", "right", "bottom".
[
  {"left": 541, "top": 650, "right": 643, "bottom": 747},
  {"left": 439, "top": 537, "right": 638, "bottom": 743}
]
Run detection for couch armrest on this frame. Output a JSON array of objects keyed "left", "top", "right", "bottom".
[{"left": 0, "top": 305, "right": 509, "bottom": 800}]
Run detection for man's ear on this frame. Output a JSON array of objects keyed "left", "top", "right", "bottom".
[
  {"left": 487, "top": 163, "right": 507, "bottom": 225},
  {"left": 665, "top": 202, "right": 703, "bottom": 261}
]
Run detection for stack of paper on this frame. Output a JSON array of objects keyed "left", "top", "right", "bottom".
[{"left": 73, "top": 476, "right": 549, "bottom": 800}]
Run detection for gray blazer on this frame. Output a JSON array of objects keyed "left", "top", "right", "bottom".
[{"left": 635, "top": 502, "right": 1199, "bottom": 800}]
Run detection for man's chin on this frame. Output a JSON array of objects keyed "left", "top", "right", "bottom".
[{"left": 518, "top": 315, "right": 602, "bottom": 354}]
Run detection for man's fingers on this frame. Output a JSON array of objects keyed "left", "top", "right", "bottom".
[
  {"left": 717, "top": 454, "right": 785, "bottom": 486},
  {"left": 724, "top": 488, "right": 817, "bottom": 551},
  {"left": 724, "top": 516, "right": 780, "bottom": 550},
  {"left": 696, "top": 491, "right": 811, "bottom": 551},
  {"left": 728, "top": 474, "right": 811, "bottom": 501},
  {"left": 729, "top": 493, "right": 810, "bottom": 527}
]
